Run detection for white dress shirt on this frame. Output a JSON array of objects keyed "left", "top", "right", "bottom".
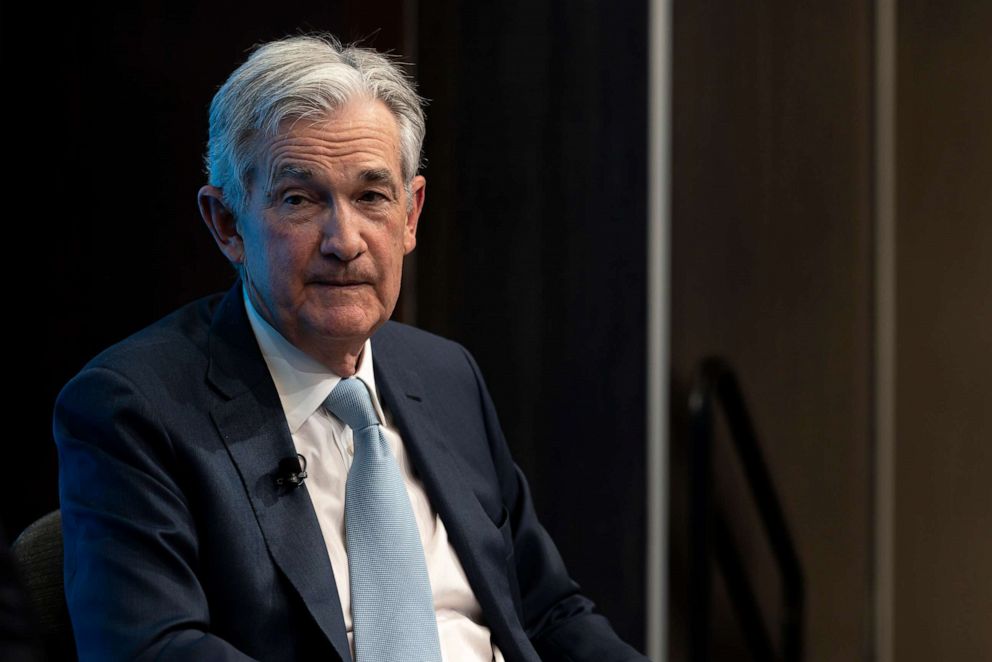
[{"left": 242, "top": 287, "right": 505, "bottom": 662}]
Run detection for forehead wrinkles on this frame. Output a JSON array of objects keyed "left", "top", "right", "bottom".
[{"left": 262, "top": 114, "right": 401, "bottom": 184}]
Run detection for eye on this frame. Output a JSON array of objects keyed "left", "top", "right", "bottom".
[
  {"left": 283, "top": 194, "right": 307, "bottom": 206},
  {"left": 358, "top": 190, "right": 389, "bottom": 204}
]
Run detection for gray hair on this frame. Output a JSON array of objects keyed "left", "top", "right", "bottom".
[{"left": 204, "top": 33, "right": 426, "bottom": 219}]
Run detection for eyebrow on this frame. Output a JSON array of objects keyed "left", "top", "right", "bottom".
[
  {"left": 269, "top": 164, "right": 314, "bottom": 186},
  {"left": 359, "top": 168, "right": 399, "bottom": 195},
  {"left": 265, "top": 164, "right": 400, "bottom": 197}
]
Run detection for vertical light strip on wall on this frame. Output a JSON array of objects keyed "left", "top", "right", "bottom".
[
  {"left": 874, "top": 1, "right": 896, "bottom": 661},
  {"left": 647, "top": 0, "right": 672, "bottom": 659}
]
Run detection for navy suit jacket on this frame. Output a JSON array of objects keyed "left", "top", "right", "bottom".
[{"left": 54, "top": 279, "right": 647, "bottom": 661}]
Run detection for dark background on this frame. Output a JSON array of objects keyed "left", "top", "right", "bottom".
[{"left": 5, "top": 0, "right": 650, "bottom": 652}]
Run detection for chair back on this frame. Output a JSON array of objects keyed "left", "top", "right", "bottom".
[{"left": 12, "top": 510, "right": 76, "bottom": 660}]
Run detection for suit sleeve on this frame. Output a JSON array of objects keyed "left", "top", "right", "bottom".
[
  {"left": 459, "top": 347, "right": 651, "bottom": 662},
  {"left": 54, "top": 365, "right": 257, "bottom": 661}
]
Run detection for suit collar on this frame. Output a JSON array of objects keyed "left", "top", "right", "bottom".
[{"left": 205, "top": 278, "right": 271, "bottom": 399}]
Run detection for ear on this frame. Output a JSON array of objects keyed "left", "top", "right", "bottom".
[
  {"left": 198, "top": 185, "right": 244, "bottom": 266},
  {"left": 403, "top": 175, "right": 426, "bottom": 254}
]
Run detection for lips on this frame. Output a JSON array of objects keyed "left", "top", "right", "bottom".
[{"left": 311, "top": 279, "right": 368, "bottom": 287}]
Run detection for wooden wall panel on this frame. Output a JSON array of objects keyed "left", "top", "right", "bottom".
[
  {"left": 894, "top": 1, "right": 992, "bottom": 659},
  {"left": 670, "top": 2, "right": 873, "bottom": 660}
]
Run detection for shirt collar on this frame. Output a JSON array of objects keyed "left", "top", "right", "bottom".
[{"left": 241, "top": 284, "right": 386, "bottom": 434}]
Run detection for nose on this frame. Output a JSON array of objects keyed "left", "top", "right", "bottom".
[{"left": 319, "top": 198, "right": 366, "bottom": 261}]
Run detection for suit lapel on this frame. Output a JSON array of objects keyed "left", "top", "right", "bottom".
[
  {"left": 205, "top": 281, "right": 352, "bottom": 662},
  {"left": 372, "top": 325, "right": 530, "bottom": 659}
]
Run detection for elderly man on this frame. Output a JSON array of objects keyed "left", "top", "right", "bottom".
[{"left": 54, "top": 34, "right": 648, "bottom": 661}]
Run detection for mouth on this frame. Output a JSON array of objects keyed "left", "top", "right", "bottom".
[{"left": 311, "top": 280, "right": 368, "bottom": 288}]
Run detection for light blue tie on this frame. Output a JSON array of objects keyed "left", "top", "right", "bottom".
[{"left": 324, "top": 378, "right": 443, "bottom": 662}]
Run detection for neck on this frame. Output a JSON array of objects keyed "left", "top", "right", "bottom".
[{"left": 309, "top": 340, "right": 365, "bottom": 378}]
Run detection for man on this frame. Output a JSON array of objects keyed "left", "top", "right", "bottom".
[{"left": 54, "top": 34, "right": 648, "bottom": 661}]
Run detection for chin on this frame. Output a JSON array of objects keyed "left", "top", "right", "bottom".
[{"left": 312, "top": 314, "right": 384, "bottom": 343}]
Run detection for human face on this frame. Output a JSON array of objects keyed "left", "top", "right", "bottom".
[{"left": 234, "top": 100, "right": 425, "bottom": 366}]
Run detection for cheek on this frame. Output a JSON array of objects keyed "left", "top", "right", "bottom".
[{"left": 254, "top": 229, "right": 309, "bottom": 269}]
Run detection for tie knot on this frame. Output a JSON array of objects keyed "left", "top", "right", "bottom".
[{"left": 324, "top": 378, "right": 379, "bottom": 431}]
